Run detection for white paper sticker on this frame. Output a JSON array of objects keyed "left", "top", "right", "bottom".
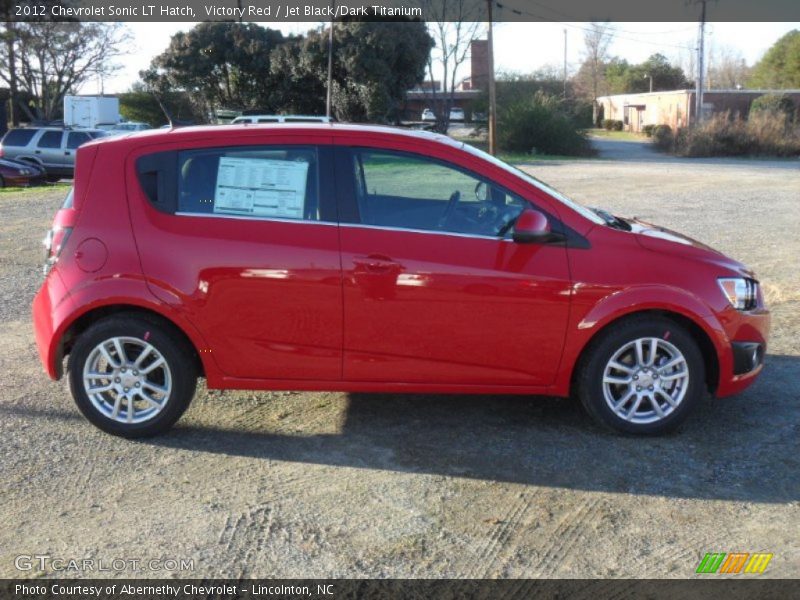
[{"left": 213, "top": 157, "right": 309, "bottom": 219}]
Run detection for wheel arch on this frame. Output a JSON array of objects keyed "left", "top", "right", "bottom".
[
  {"left": 16, "top": 156, "right": 44, "bottom": 167},
  {"left": 568, "top": 309, "right": 720, "bottom": 396},
  {"left": 58, "top": 304, "right": 205, "bottom": 379}
]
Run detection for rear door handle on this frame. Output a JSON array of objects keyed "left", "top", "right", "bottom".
[{"left": 34, "top": 150, "right": 41, "bottom": 154}]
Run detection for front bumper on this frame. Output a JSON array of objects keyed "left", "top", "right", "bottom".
[{"left": 715, "top": 307, "right": 770, "bottom": 397}]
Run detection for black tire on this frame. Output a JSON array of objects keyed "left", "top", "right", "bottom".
[
  {"left": 575, "top": 316, "right": 705, "bottom": 435},
  {"left": 0, "top": 175, "right": 5, "bottom": 188},
  {"left": 68, "top": 315, "right": 197, "bottom": 438}
]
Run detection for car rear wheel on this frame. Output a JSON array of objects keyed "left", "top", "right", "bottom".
[
  {"left": 576, "top": 316, "right": 705, "bottom": 435},
  {"left": 68, "top": 316, "right": 197, "bottom": 437}
]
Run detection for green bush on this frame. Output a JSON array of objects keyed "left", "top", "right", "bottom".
[
  {"left": 750, "top": 93, "right": 797, "bottom": 123},
  {"left": 498, "top": 92, "right": 595, "bottom": 156},
  {"left": 642, "top": 124, "right": 656, "bottom": 137},
  {"left": 652, "top": 125, "right": 673, "bottom": 150},
  {"left": 601, "top": 119, "right": 624, "bottom": 131}
]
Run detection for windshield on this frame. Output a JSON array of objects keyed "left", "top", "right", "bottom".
[{"left": 460, "top": 143, "right": 606, "bottom": 226}]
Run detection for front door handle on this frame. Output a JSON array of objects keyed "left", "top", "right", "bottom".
[{"left": 353, "top": 254, "right": 399, "bottom": 272}]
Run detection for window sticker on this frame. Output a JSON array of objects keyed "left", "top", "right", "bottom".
[{"left": 213, "top": 157, "right": 309, "bottom": 219}]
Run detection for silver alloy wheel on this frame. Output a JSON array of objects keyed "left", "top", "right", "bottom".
[
  {"left": 82, "top": 336, "right": 172, "bottom": 424},
  {"left": 602, "top": 337, "right": 689, "bottom": 424}
]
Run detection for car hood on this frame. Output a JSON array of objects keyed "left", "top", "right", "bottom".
[{"left": 624, "top": 217, "right": 755, "bottom": 277}]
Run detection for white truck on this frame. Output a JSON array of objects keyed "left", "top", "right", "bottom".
[{"left": 63, "top": 96, "right": 120, "bottom": 129}]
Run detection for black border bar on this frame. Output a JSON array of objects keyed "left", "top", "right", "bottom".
[
  {"left": 7, "top": 0, "right": 800, "bottom": 22},
  {"left": 2, "top": 579, "right": 799, "bottom": 600}
]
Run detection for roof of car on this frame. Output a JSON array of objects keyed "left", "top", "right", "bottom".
[{"left": 87, "top": 122, "right": 466, "bottom": 151}]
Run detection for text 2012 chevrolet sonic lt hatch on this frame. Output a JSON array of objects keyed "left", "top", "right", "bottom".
[{"left": 32, "top": 124, "right": 770, "bottom": 437}]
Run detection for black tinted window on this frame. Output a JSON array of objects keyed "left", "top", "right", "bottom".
[
  {"left": 2, "top": 129, "right": 37, "bottom": 147},
  {"left": 67, "top": 132, "right": 91, "bottom": 149},
  {"left": 37, "top": 131, "right": 63, "bottom": 148},
  {"left": 177, "top": 146, "right": 321, "bottom": 221},
  {"left": 353, "top": 150, "right": 526, "bottom": 237}
]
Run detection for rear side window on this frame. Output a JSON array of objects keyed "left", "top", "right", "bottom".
[
  {"left": 37, "top": 131, "right": 63, "bottom": 148},
  {"left": 2, "top": 129, "right": 37, "bottom": 147},
  {"left": 67, "top": 132, "right": 92, "bottom": 149},
  {"left": 177, "top": 146, "right": 321, "bottom": 221}
]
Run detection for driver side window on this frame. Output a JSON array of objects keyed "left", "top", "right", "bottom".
[{"left": 353, "top": 149, "right": 526, "bottom": 237}]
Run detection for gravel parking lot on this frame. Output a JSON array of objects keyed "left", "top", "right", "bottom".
[{"left": 1, "top": 148, "right": 798, "bottom": 579}]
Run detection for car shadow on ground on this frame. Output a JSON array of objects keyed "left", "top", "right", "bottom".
[
  {"left": 8, "top": 355, "right": 798, "bottom": 504},
  {"left": 147, "top": 354, "right": 799, "bottom": 504}
]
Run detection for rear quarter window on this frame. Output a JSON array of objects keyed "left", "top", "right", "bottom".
[
  {"left": 67, "top": 132, "right": 92, "bottom": 149},
  {"left": 2, "top": 129, "right": 37, "bottom": 147}
]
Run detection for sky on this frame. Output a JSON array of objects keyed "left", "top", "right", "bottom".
[{"left": 92, "top": 21, "right": 800, "bottom": 95}]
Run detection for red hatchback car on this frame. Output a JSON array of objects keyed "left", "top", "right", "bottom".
[{"left": 32, "top": 124, "right": 769, "bottom": 437}]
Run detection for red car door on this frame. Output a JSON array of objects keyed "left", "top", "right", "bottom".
[
  {"left": 335, "top": 145, "right": 573, "bottom": 387},
  {"left": 128, "top": 140, "right": 342, "bottom": 382}
]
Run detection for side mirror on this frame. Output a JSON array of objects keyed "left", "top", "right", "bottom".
[{"left": 512, "top": 209, "right": 559, "bottom": 244}]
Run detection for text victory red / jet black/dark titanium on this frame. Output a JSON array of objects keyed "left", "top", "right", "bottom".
[{"left": 32, "top": 124, "right": 769, "bottom": 437}]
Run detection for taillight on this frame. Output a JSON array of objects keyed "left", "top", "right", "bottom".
[
  {"left": 0, "top": 145, "right": 4, "bottom": 158},
  {"left": 43, "top": 226, "right": 73, "bottom": 275}
]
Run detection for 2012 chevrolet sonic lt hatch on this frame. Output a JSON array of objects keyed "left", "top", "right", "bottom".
[{"left": 32, "top": 124, "right": 770, "bottom": 437}]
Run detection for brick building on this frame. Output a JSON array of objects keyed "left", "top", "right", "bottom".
[{"left": 596, "top": 89, "right": 800, "bottom": 132}]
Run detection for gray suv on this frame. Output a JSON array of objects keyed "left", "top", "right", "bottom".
[{"left": 0, "top": 127, "right": 106, "bottom": 179}]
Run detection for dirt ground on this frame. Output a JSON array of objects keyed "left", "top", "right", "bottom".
[{"left": 1, "top": 148, "right": 798, "bottom": 579}]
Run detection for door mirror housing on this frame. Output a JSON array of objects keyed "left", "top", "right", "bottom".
[{"left": 512, "top": 209, "right": 560, "bottom": 244}]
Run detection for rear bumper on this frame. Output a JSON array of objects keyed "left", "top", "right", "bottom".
[
  {"left": 715, "top": 308, "right": 770, "bottom": 397},
  {"left": 32, "top": 269, "right": 73, "bottom": 380}
]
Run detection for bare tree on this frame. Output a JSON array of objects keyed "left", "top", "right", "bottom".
[
  {"left": 0, "top": 21, "right": 130, "bottom": 121},
  {"left": 672, "top": 44, "right": 696, "bottom": 89},
  {"left": 707, "top": 43, "right": 750, "bottom": 89},
  {"left": 421, "top": 0, "right": 484, "bottom": 132},
  {"left": 580, "top": 21, "right": 615, "bottom": 108}
]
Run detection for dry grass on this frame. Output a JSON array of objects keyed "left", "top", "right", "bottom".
[{"left": 661, "top": 113, "right": 800, "bottom": 158}]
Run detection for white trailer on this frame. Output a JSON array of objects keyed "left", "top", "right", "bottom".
[{"left": 63, "top": 96, "right": 120, "bottom": 128}]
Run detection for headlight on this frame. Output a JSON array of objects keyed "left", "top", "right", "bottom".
[{"left": 718, "top": 277, "right": 758, "bottom": 311}]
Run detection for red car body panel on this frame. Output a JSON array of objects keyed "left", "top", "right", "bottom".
[{"left": 32, "top": 124, "right": 770, "bottom": 400}]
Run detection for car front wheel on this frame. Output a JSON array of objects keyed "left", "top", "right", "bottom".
[
  {"left": 68, "top": 316, "right": 197, "bottom": 437},
  {"left": 576, "top": 316, "right": 705, "bottom": 435}
]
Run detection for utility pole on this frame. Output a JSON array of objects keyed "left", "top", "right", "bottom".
[
  {"left": 563, "top": 29, "right": 568, "bottom": 97},
  {"left": 326, "top": 4, "right": 335, "bottom": 119},
  {"left": 695, "top": 0, "right": 707, "bottom": 125},
  {"left": 487, "top": 0, "right": 497, "bottom": 155}
]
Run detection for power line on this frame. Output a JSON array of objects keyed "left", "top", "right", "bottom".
[
  {"left": 507, "top": 0, "right": 696, "bottom": 35},
  {"left": 491, "top": 2, "right": 697, "bottom": 51}
]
